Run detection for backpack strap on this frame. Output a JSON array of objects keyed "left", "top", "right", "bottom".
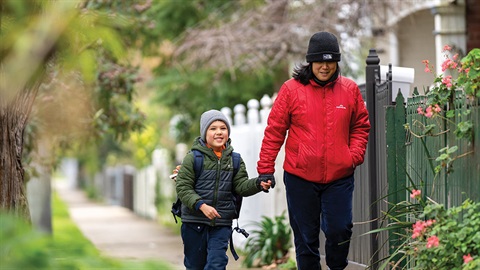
[
  {"left": 232, "top": 152, "right": 241, "bottom": 176},
  {"left": 191, "top": 149, "right": 204, "bottom": 179},
  {"left": 171, "top": 150, "right": 203, "bottom": 224},
  {"left": 230, "top": 151, "right": 245, "bottom": 261}
]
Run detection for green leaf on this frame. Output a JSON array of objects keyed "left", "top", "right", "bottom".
[
  {"left": 447, "top": 146, "right": 458, "bottom": 154},
  {"left": 446, "top": 110, "right": 455, "bottom": 118}
]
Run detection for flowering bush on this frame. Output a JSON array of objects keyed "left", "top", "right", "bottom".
[
  {"left": 401, "top": 190, "right": 480, "bottom": 270},
  {"left": 379, "top": 189, "right": 480, "bottom": 269}
]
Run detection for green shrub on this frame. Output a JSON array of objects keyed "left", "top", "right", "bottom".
[{"left": 242, "top": 211, "right": 292, "bottom": 268}]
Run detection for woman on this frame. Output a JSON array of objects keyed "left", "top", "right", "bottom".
[{"left": 256, "top": 31, "right": 371, "bottom": 270}]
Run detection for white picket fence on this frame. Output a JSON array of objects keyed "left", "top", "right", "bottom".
[{"left": 222, "top": 95, "right": 288, "bottom": 248}]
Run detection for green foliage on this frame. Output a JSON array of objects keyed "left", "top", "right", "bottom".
[
  {"left": 242, "top": 212, "right": 292, "bottom": 268},
  {"left": 152, "top": 66, "right": 282, "bottom": 143},
  {"left": 456, "top": 48, "right": 480, "bottom": 99},
  {"left": 0, "top": 193, "right": 174, "bottom": 269},
  {"left": 278, "top": 258, "right": 298, "bottom": 269},
  {"left": 1, "top": 0, "right": 145, "bottom": 167},
  {"left": 93, "top": 54, "right": 145, "bottom": 142},
  {"left": 81, "top": 0, "right": 250, "bottom": 54},
  {"left": 410, "top": 199, "right": 480, "bottom": 270},
  {"left": 434, "top": 145, "right": 458, "bottom": 174},
  {"left": 0, "top": 213, "right": 51, "bottom": 269},
  {"left": 127, "top": 124, "right": 162, "bottom": 168}
]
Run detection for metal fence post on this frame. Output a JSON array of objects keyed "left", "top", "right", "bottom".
[{"left": 365, "top": 49, "right": 380, "bottom": 268}]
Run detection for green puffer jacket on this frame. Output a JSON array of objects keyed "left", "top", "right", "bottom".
[{"left": 176, "top": 137, "right": 261, "bottom": 226}]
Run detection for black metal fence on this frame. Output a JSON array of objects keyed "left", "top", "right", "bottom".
[{"left": 354, "top": 49, "right": 479, "bottom": 268}]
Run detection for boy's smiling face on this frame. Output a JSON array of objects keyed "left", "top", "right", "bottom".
[{"left": 205, "top": 120, "right": 229, "bottom": 151}]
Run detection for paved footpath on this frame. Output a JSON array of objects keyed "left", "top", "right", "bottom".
[
  {"left": 55, "top": 181, "right": 366, "bottom": 270},
  {"left": 54, "top": 181, "right": 251, "bottom": 270}
]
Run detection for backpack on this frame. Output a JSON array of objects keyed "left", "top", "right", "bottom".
[{"left": 170, "top": 150, "right": 247, "bottom": 260}]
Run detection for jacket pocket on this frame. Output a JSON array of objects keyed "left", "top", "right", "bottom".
[{"left": 329, "top": 146, "right": 354, "bottom": 180}]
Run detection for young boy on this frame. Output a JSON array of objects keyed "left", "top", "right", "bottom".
[{"left": 175, "top": 109, "right": 272, "bottom": 269}]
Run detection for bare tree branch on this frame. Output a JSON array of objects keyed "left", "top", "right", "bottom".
[{"left": 172, "top": 0, "right": 397, "bottom": 76}]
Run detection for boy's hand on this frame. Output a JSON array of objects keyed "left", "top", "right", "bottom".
[
  {"left": 260, "top": 180, "right": 272, "bottom": 191},
  {"left": 199, "top": 203, "right": 221, "bottom": 220},
  {"left": 258, "top": 174, "right": 276, "bottom": 189}
]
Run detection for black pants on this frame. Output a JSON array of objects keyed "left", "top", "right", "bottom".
[{"left": 284, "top": 172, "right": 354, "bottom": 270}]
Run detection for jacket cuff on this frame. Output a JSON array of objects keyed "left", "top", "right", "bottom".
[{"left": 195, "top": 200, "right": 205, "bottom": 210}]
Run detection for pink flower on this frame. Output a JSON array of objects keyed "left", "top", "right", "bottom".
[
  {"left": 417, "top": 107, "right": 424, "bottom": 115},
  {"left": 463, "top": 254, "right": 473, "bottom": 264},
  {"left": 433, "top": 104, "right": 441, "bottom": 113},
  {"left": 441, "top": 59, "right": 458, "bottom": 72},
  {"left": 422, "top": 60, "right": 432, "bottom": 73},
  {"left": 453, "top": 53, "right": 459, "bottom": 60},
  {"left": 411, "top": 219, "right": 435, "bottom": 239},
  {"left": 442, "top": 75, "right": 453, "bottom": 88},
  {"left": 443, "top": 45, "right": 452, "bottom": 51},
  {"left": 426, "top": 235, "right": 439, "bottom": 248},
  {"left": 425, "top": 106, "right": 433, "bottom": 118},
  {"left": 412, "top": 221, "right": 425, "bottom": 239},
  {"left": 410, "top": 189, "right": 421, "bottom": 199}
]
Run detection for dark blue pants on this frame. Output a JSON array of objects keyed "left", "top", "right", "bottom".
[
  {"left": 284, "top": 172, "right": 354, "bottom": 270},
  {"left": 181, "top": 223, "right": 231, "bottom": 270}
]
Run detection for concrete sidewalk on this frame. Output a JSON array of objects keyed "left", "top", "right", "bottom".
[
  {"left": 54, "top": 180, "right": 250, "bottom": 270},
  {"left": 55, "top": 180, "right": 366, "bottom": 270}
]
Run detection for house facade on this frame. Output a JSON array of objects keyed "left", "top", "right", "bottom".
[{"left": 372, "top": 0, "right": 478, "bottom": 93}]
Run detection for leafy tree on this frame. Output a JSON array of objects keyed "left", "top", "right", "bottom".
[
  {"left": 79, "top": 0, "right": 279, "bottom": 144},
  {"left": 0, "top": 0, "right": 143, "bottom": 220}
]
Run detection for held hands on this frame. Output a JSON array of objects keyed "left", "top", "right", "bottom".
[
  {"left": 257, "top": 174, "right": 276, "bottom": 193},
  {"left": 199, "top": 203, "right": 221, "bottom": 220}
]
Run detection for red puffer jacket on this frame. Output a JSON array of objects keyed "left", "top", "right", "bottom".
[{"left": 257, "top": 76, "right": 370, "bottom": 183}]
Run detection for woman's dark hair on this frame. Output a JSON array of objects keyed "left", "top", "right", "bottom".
[
  {"left": 292, "top": 62, "right": 341, "bottom": 86},
  {"left": 292, "top": 63, "right": 313, "bottom": 85}
]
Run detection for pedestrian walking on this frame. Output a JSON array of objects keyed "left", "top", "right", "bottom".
[
  {"left": 175, "top": 109, "right": 272, "bottom": 270},
  {"left": 256, "top": 31, "right": 371, "bottom": 270}
]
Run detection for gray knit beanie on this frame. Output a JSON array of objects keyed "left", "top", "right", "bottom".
[
  {"left": 306, "top": 31, "right": 341, "bottom": 63},
  {"left": 200, "top": 110, "right": 231, "bottom": 142}
]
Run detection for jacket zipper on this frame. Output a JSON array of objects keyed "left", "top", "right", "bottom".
[{"left": 211, "top": 158, "right": 221, "bottom": 226}]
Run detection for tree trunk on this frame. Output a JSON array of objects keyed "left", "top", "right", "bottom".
[
  {"left": 27, "top": 140, "right": 52, "bottom": 233},
  {"left": 0, "top": 87, "right": 38, "bottom": 221}
]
